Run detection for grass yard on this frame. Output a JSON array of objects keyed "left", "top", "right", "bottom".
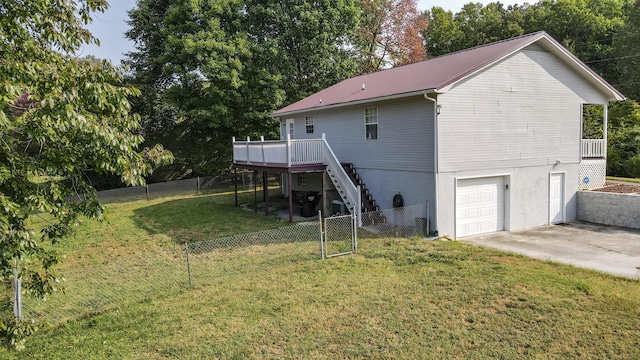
[
  {"left": 1, "top": 190, "right": 639, "bottom": 358},
  {"left": 607, "top": 176, "right": 640, "bottom": 184}
]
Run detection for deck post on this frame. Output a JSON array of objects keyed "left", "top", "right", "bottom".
[
  {"left": 246, "top": 136, "right": 251, "bottom": 164},
  {"left": 263, "top": 171, "right": 269, "bottom": 217},
  {"left": 261, "top": 136, "right": 266, "bottom": 164},
  {"left": 288, "top": 171, "right": 293, "bottom": 223},
  {"left": 253, "top": 171, "right": 257, "bottom": 214},
  {"left": 287, "top": 134, "right": 292, "bottom": 167},
  {"left": 322, "top": 169, "right": 327, "bottom": 216},
  {"left": 234, "top": 167, "right": 238, "bottom": 207}
]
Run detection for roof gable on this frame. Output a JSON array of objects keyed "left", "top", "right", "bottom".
[{"left": 273, "top": 31, "right": 624, "bottom": 117}]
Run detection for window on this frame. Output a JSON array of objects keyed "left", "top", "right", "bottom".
[
  {"left": 298, "top": 173, "right": 307, "bottom": 186},
  {"left": 365, "top": 107, "right": 378, "bottom": 140},
  {"left": 305, "top": 116, "right": 314, "bottom": 134}
]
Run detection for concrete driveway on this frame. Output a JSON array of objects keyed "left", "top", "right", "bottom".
[{"left": 463, "top": 222, "right": 640, "bottom": 279}]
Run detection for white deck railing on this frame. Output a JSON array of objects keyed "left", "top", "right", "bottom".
[
  {"left": 232, "top": 134, "right": 361, "bottom": 224},
  {"left": 582, "top": 139, "right": 606, "bottom": 158},
  {"left": 232, "top": 136, "right": 324, "bottom": 167}
]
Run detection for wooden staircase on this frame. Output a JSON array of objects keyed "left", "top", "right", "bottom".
[{"left": 341, "top": 163, "right": 379, "bottom": 213}]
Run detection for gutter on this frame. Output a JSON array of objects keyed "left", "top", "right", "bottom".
[
  {"left": 271, "top": 89, "right": 436, "bottom": 118},
  {"left": 423, "top": 91, "right": 439, "bottom": 235}
]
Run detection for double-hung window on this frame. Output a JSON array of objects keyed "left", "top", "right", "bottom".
[
  {"left": 365, "top": 107, "right": 378, "bottom": 140},
  {"left": 305, "top": 116, "right": 314, "bottom": 134}
]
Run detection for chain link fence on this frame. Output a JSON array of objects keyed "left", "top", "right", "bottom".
[
  {"left": 359, "top": 203, "right": 428, "bottom": 238},
  {"left": 185, "top": 221, "right": 323, "bottom": 288},
  {"left": 323, "top": 214, "right": 356, "bottom": 258},
  {"left": 16, "top": 204, "right": 428, "bottom": 326},
  {"left": 22, "top": 247, "right": 187, "bottom": 327}
]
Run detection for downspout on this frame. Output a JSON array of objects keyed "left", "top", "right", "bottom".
[
  {"left": 423, "top": 91, "right": 439, "bottom": 235},
  {"left": 603, "top": 103, "right": 608, "bottom": 159}
]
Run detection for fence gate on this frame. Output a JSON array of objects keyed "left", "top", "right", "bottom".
[{"left": 322, "top": 214, "right": 357, "bottom": 258}]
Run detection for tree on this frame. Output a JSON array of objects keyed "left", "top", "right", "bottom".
[
  {"left": 423, "top": 2, "right": 526, "bottom": 57},
  {"left": 126, "top": 0, "right": 283, "bottom": 175},
  {"left": 613, "top": 0, "right": 640, "bottom": 101},
  {"left": 0, "top": 0, "right": 171, "bottom": 347},
  {"left": 423, "top": 7, "right": 464, "bottom": 57},
  {"left": 354, "top": 0, "right": 429, "bottom": 73},
  {"left": 126, "top": 0, "right": 359, "bottom": 175},
  {"left": 607, "top": 101, "right": 640, "bottom": 177},
  {"left": 245, "top": 0, "right": 360, "bottom": 100}
]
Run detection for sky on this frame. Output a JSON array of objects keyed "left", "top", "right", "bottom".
[{"left": 83, "top": 1, "right": 530, "bottom": 63}]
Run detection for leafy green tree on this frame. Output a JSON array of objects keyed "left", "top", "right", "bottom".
[
  {"left": 126, "top": 0, "right": 284, "bottom": 175},
  {"left": 423, "top": 2, "right": 526, "bottom": 57},
  {"left": 613, "top": 0, "right": 640, "bottom": 101},
  {"left": 607, "top": 101, "right": 640, "bottom": 177},
  {"left": 126, "top": 0, "right": 359, "bottom": 175},
  {"left": 0, "top": 0, "right": 171, "bottom": 347},
  {"left": 245, "top": 0, "right": 359, "bottom": 101},
  {"left": 423, "top": 7, "right": 464, "bottom": 57}
]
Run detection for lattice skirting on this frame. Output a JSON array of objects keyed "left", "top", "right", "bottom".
[{"left": 579, "top": 159, "right": 606, "bottom": 190}]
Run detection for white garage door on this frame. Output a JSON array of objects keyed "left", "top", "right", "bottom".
[{"left": 456, "top": 177, "right": 505, "bottom": 237}]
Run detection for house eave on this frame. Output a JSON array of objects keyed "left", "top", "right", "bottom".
[
  {"left": 270, "top": 89, "right": 436, "bottom": 118},
  {"left": 438, "top": 33, "right": 625, "bottom": 101}
]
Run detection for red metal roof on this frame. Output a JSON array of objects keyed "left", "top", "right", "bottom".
[{"left": 273, "top": 31, "right": 624, "bottom": 117}]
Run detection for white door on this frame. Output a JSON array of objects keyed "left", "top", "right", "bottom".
[
  {"left": 286, "top": 118, "right": 295, "bottom": 139},
  {"left": 456, "top": 177, "right": 505, "bottom": 237},
  {"left": 549, "top": 173, "right": 564, "bottom": 224}
]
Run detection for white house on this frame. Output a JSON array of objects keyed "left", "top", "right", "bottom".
[{"left": 232, "top": 31, "right": 624, "bottom": 239}]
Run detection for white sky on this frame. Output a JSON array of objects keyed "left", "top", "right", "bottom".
[{"left": 83, "top": 1, "right": 530, "bottom": 63}]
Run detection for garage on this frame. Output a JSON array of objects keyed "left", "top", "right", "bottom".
[{"left": 456, "top": 176, "right": 505, "bottom": 237}]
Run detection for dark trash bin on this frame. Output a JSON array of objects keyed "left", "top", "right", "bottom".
[{"left": 299, "top": 191, "right": 320, "bottom": 217}]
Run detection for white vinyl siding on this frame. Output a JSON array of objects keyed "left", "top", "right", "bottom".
[
  {"left": 289, "top": 96, "right": 434, "bottom": 172},
  {"left": 437, "top": 49, "right": 610, "bottom": 173}
]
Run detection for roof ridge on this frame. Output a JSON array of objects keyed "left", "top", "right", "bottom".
[
  {"left": 427, "top": 30, "right": 547, "bottom": 61},
  {"left": 349, "top": 31, "right": 547, "bottom": 80}
]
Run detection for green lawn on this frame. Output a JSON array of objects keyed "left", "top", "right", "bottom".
[
  {"left": 2, "top": 190, "right": 639, "bottom": 358},
  {"left": 607, "top": 176, "right": 640, "bottom": 184}
]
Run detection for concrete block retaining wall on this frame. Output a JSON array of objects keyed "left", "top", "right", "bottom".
[{"left": 577, "top": 190, "right": 640, "bottom": 229}]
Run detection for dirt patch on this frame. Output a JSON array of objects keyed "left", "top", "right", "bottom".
[{"left": 592, "top": 183, "right": 640, "bottom": 194}]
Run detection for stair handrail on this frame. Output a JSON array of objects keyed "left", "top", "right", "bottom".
[{"left": 320, "top": 134, "right": 362, "bottom": 226}]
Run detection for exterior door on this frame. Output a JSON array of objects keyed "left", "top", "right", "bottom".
[
  {"left": 456, "top": 177, "right": 505, "bottom": 237},
  {"left": 286, "top": 118, "right": 295, "bottom": 140},
  {"left": 549, "top": 173, "right": 565, "bottom": 224}
]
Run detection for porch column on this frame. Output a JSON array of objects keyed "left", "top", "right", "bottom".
[
  {"left": 234, "top": 167, "right": 238, "bottom": 207},
  {"left": 263, "top": 171, "right": 269, "bottom": 217},
  {"left": 322, "top": 169, "right": 327, "bottom": 217},
  {"left": 253, "top": 171, "right": 257, "bottom": 214},
  {"left": 288, "top": 171, "right": 293, "bottom": 223}
]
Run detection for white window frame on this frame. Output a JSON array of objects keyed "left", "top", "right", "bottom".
[
  {"left": 305, "top": 116, "right": 314, "bottom": 134},
  {"left": 365, "top": 107, "right": 378, "bottom": 140}
]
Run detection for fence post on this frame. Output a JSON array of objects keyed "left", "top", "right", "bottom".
[
  {"left": 319, "top": 210, "right": 324, "bottom": 260},
  {"left": 426, "top": 200, "right": 430, "bottom": 236},
  {"left": 197, "top": 176, "right": 201, "bottom": 195},
  {"left": 185, "top": 245, "right": 193, "bottom": 288},
  {"left": 352, "top": 214, "right": 358, "bottom": 252},
  {"left": 146, "top": 184, "right": 149, "bottom": 201}
]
